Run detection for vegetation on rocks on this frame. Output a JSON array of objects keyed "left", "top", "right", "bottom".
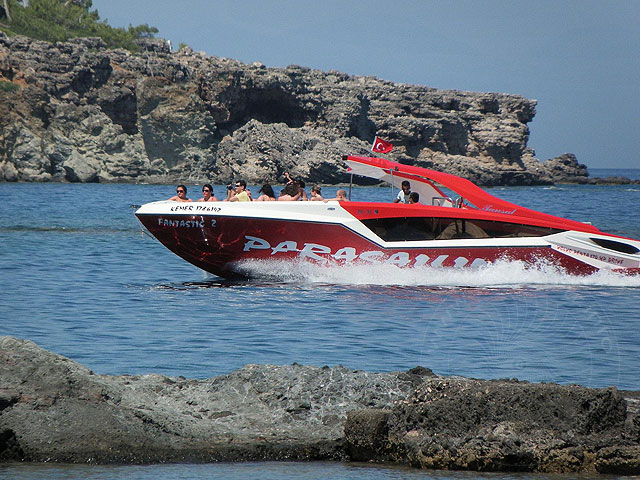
[
  {"left": 0, "top": 78, "right": 18, "bottom": 91},
  {"left": 0, "top": 0, "right": 157, "bottom": 51}
]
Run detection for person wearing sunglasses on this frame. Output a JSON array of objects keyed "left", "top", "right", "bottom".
[
  {"left": 168, "top": 184, "right": 192, "bottom": 202},
  {"left": 225, "top": 179, "right": 251, "bottom": 202},
  {"left": 197, "top": 184, "right": 218, "bottom": 202}
]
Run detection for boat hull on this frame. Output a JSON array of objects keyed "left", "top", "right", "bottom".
[{"left": 134, "top": 201, "right": 640, "bottom": 278}]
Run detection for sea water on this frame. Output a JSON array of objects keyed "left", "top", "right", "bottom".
[{"left": 1, "top": 175, "right": 639, "bottom": 480}]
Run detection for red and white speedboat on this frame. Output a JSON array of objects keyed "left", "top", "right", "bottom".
[{"left": 135, "top": 155, "right": 640, "bottom": 278}]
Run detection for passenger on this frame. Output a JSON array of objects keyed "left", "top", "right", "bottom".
[
  {"left": 408, "top": 192, "right": 420, "bottom": 204},
  {"left": 284, "top": 171, "right": 296, "bottom": 185},
  {"left": 284, "top": 172, "right": 308, "bottom": 200},
  {"left": 168, "top": 184, "right": 192, "bottom": 202},
  {"left": 255, "top": 184, "right": 276, "bottom": 201},
  {"left": 309, "top": 185, "right": 323, "bottom": 201},
  {"left": 297, "top": 180, "right": 308, "bottom": 200},
  {"left": 278, "top": 182, "right": 301, "bottom": 201},
  {"left": 324, "top": 189, "right": 348, "bottom": 202},
  {"left": 226, "top": 179, "right": 251, "bottom": 202},
  {"left": 394, "top": 180, "right": 411, "bottom": 203},
  {"left": 196, "top": 184, "right": 218, "bottom": 202}
]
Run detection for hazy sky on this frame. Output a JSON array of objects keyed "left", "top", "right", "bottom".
[{"left": 91, "top": 0, "right": 639, "bottom": 170}]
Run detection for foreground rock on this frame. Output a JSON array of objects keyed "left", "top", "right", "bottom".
[
  {"left": 1, "top": 337, "right": 639, "bottom": 475},
  {"left": 0, "top": 337, "right": 431, "bottom": 463},
  {"left": 0, "top": 33, "right": 589, "bottom": 186},
  {"left": 346, "top": 379, "right": 640, "bottom": 474}
]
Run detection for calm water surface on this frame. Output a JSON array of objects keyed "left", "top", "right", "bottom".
[{"left": 1, "top": 178, "right": 639, "bottom": 480}]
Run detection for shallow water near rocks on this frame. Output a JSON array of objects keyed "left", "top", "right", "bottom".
[
  {"left": 0, "top": 461, "right": 608, "bottom": 480},
  {"left": 1, "top": 173, "right": 639, "bottom": 479}
]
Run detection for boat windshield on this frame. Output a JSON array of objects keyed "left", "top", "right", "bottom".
[{"left": 343, "top": 155, "right": 601, "bottom": 234}]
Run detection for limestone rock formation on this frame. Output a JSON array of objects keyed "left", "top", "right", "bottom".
[
  {"left": 0, "top": 33, "right": 591, "bottom": 186},
  {"left": 543, "top": 153, "right": 589, "bottom": 184}
]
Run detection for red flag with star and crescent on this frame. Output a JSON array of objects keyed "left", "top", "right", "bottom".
[{"left": 371, "top": 136, "right": 393, "bottom": 154}]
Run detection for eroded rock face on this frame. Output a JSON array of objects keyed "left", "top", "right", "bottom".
[
  {"left": 0, "top": 32, "right": 586, "bottom": 186},
  {"left": 543, "top": 153, "right": 589, "bottom": 184},
  {"left": 345, "top": 378, "right": 640, "bottom": 474}
]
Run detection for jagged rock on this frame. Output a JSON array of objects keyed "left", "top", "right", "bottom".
[
  {"left": 0, "top": 336, "right": 429, "bottom": 463},
  {"left": 544, "top": 153, "right": 589, "bottom": 184},
  {"left": 345, "top": 378, "right": 640, "bottom": 474},
  {"left": 0, "top": 32, "right": 588, "bottom": 185},
  {"left": 135, "top": 38, "right": 170, "bottom": 54},
  {"left": 588, "top": 177, "right": 640, "bottom": 185},
  {"left": 1, "top": 336, "right": 639, "bottom": 473}
]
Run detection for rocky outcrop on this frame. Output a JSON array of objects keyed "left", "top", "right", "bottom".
[
  {"left": 1, "top": 336, "right": 639, "bottom": 474},
  {"left": 345, "top": 378, "right": 640, "bottom": 474},
  {"left": 0, "top": 336, "right": 431, "bottom": 463},
  {"left": 0, "top": 33, "right": 593, "bottom": 186},
  {"left": 543, "top": 153, "right": 590, "bottom": 184}
]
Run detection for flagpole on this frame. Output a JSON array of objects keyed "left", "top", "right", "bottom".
[{"left": 371, "top": 135, "right": 395, "bottom": 200}]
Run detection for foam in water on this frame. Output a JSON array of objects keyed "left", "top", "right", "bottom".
[{"left": 232, "top": 258, "right": 640, "bottom": 288}]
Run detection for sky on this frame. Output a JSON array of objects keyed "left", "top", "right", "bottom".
[{"left": 90, "top": 0, "right": 639, "bottom": 170}]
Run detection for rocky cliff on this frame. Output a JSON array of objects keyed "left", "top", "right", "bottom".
[
  {"left": 0, "top": 34, "right": 590, "bottom": 186},
  {"left": 1, "top": 337, "right": 639, "bottom": 474}
]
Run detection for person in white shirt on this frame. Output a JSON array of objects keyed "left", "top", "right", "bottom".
[{"left": 394, "top": 181, "right": 411, "bottom": 203}]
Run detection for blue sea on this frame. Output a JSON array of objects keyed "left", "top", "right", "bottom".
[{"left": 1, "top": 171, "right": 640, "bottom": 479}]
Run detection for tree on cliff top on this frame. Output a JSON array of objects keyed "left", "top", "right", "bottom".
[{"left": 0, "top": 0, "right": 158, "bottom": 51}]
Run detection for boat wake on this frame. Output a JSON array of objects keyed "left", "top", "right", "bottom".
[{"left": 231, "top": 258, "right": 640, "bottom": 288}]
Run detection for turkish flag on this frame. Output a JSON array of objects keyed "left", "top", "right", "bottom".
[{"left": 371, "top": 136, "right": 393, "bottom": 154}]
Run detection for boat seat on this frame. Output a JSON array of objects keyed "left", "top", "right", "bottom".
[{"left": 436, "top": 220, "right": 489, "bottom": 240}]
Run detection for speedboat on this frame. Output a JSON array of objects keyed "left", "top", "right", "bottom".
[{"left": 135, "top": 155, "right": 640, "bottom": 278}]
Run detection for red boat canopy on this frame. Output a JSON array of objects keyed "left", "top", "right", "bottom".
[{"left": 343, "top": 155, "right": 601, "bottom": 233}]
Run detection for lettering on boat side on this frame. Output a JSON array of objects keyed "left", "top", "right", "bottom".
[
  {"left": 553, "top": 244, "right": 624, "bottom": 265},
  {"left": 169, "top": 204, "right": 221, "bottom": 212},
  {"left": 481, "top": 205, "right": 516, "bottom": 215},
  {"left": 194, "top": 205, "right": 221, "bottom": 212},
  {"left": 169, "top": 205, "right": 193, "bottom": 212},
  {"left": 243, "top": 235, "right": 488, "bottom": 268},
  {"left": 157, "top": 218, "right": 216, "bottom": 228}
]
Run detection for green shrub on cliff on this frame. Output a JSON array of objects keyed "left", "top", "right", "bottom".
[
  {"left": 0, "top": 80, "right": 20, "bottom": 92},
  {"left": 0, "top": 0, "right": 158, "bottom": 51}
]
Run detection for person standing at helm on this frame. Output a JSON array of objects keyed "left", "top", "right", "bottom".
[{"left": 394, "top": 180, "right": 411, "bottom": 203}]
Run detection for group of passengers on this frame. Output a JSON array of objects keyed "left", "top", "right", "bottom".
[{"left": 168, "top": 173, "right": 349, "bottom": 203}]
